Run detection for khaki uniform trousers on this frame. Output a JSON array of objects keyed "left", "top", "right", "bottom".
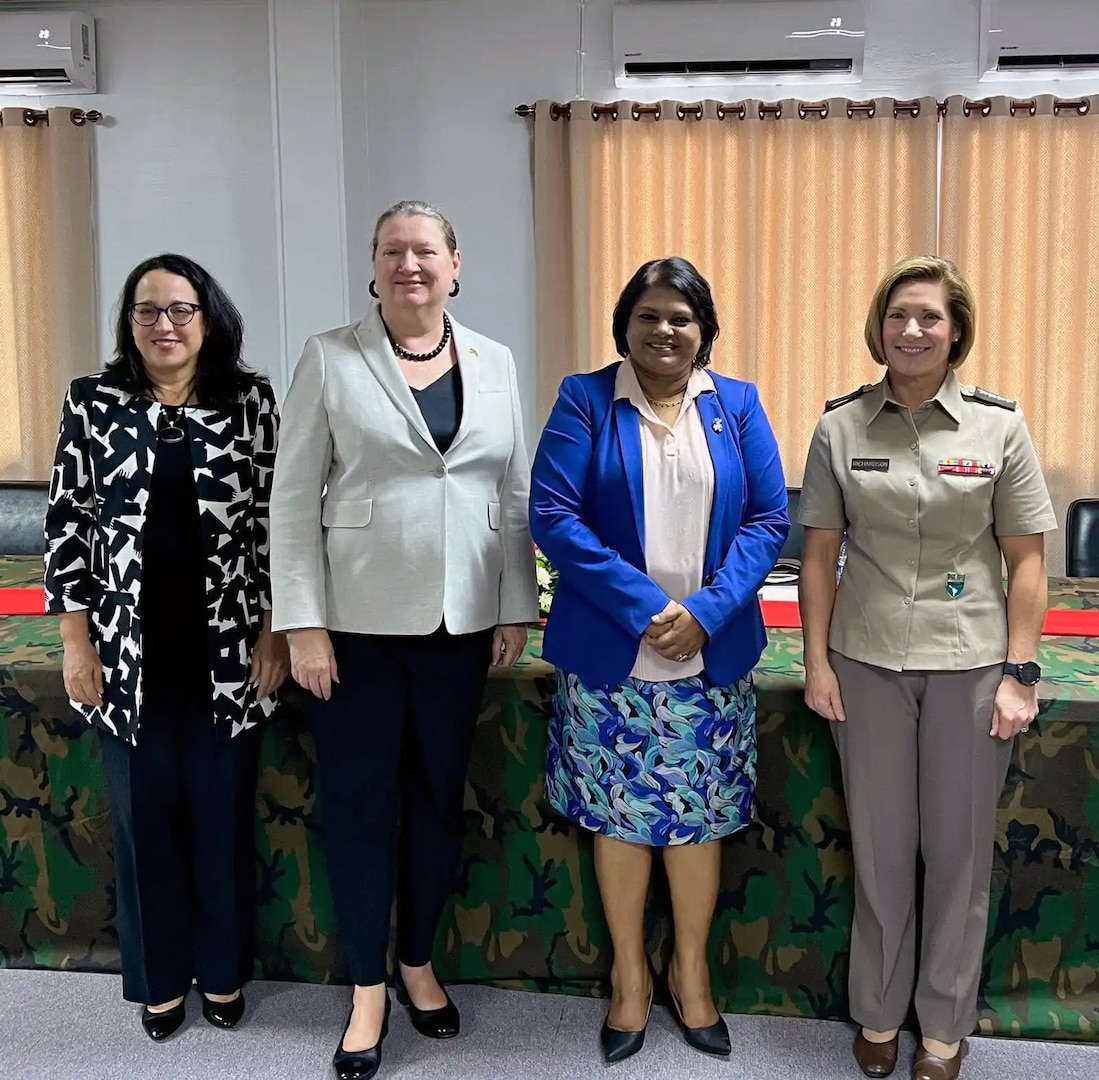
[{"left": 829, "top": 651, "right": 1012, "bottom": 1043}]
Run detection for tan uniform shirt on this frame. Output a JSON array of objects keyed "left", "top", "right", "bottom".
[
  {"left": 798, "top": 370, "right": 1057, "bottom": 672},
  {"left": 614, "top": 362, "right": 716, "bottom": 681}
]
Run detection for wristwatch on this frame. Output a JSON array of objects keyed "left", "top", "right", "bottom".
[{"left": 1004, "top": 661, "right": 1041, "bottom": 686}]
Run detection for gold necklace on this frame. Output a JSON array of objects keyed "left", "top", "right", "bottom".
[{"left": 645, "top": 393, "right": 684, "bottom": 409}]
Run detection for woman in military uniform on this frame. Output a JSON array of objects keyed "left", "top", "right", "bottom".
[{"left": 797, "top": 256, "right": 1056, "bottom": 1080}]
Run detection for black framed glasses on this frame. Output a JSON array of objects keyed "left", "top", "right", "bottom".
[{"left": 129, "top": 302, "right": 202, "bottom": 327}]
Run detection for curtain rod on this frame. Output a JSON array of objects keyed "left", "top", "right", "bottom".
[
  {"left": 515, "top": 97, "right": 1092, "bottom": 120},
  {"left": 0, "top": 108, "right": 103, "bottom": 128}
]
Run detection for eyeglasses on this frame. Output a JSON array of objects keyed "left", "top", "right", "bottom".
[{"left": 129, "top": 302, "right": 202, "bottom": 327}]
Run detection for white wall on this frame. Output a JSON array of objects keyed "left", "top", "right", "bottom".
[
  {"left": 1, "top": 0, "right": 283, "bottom": 391},
  {"left": 363, "top": 0, "right": 1099, "bottom": 435},
  {"left": 362, "top": 0, "right": 579, "bottom": 438}
]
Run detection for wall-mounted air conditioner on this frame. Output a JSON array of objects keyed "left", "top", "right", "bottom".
[
  {"left": 0, "top": 11, "right": 97, "bottom": 95},
  {"left": 980, "top": 0, "right": 1099, "bottom": 79},
  {"left": 612, "top": 0, "right": 865, "bottom": 89}
]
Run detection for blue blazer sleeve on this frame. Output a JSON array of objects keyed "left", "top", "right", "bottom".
[
  {"left": 530, "top": 375, "right": 670, "bottom": 639},
  {"left": 682, "top": 381, "right": 789, "bottom": 638}
]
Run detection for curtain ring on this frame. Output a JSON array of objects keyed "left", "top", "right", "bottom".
[
  {"left": 716, "top": 102, "right": 746, "bottom": 120},
  {"left": 1053, "top": 98, "right": 1090, "bottom": 116},
  {"left": 676, "top": 103, "right": 703, "bottom": 121},
  {"left": 630, "top": 103, "right": 661, "bottom": 121},
  {"left": 549, "top": 102, "right": 571, "bottom": 121},
  {"left": 592, "top": 103, "right": 618, "bottom": 121},
  {"left": 759, "top": 102, "right": 783, "bottom": 120},
  {"left": 893, "top": 99, "right": 921, "bottom": 118},
  {"left": 798, "top": 102, "right": 829, "bottom": 120},
  {"left": 22, "top": 109, "right": 42, "bottom": 127},
  {"left": 1009, "top": 99, "right": 1037, "bottom": 118},
  {"left": 963, "top": 98, "right": 992, "bottom": 118},
  {"left": 846, "top": 101, "right": 876, "bottom": 119}
]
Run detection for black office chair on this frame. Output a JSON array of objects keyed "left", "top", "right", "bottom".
[
  {"left": 1065, "top": 498, "right": 1099, "bottom": 578},
  {"left": 0, "top": 480, "right": 50, "bottom": 556},
  {"left": 779, "top": 486, "right": 803, "bottom": 563},
  {"left": 764, "top": 487, "right": 803, "bottom": 585}
]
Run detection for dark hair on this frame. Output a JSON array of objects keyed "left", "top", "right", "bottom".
[
  {"left": 106, "top": 253, "right": 266, "bottom": 405},
  {"left": 611, "top": 257, "right": 720, "bottom": 369}
]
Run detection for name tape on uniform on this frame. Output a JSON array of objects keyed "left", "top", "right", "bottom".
[{"left": 850, "top": 458, "right": 890, "bottom": 472}]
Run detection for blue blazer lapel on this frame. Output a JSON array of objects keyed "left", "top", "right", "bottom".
[
  {"left": 613, "top": 397, "right": 646, "bottom": 551},
  {"left": 697, "top": 391, "right": 733, "bottom": 574}
]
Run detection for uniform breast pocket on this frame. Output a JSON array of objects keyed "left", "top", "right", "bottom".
[
  {"left": 929, "top": 472, "right": 995, "bottom": 542},
  {"left": 847, "top": 470, "right": 901, "bottom": 529}
]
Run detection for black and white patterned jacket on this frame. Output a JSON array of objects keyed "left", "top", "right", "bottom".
[{"left": 44, "top": 370, "right": 279, "bottom": 744}]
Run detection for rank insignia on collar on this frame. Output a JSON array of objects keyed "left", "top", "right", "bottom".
[{"left": 946, "top": 572, "right": 965, "bottom": 599}]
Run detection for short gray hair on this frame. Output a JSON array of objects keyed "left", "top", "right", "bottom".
[{"left": 371, "top": 200, "right": 458, "bottom": 256}]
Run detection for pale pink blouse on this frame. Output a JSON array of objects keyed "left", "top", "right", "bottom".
[{"left": 614, "top": 361, "right": 716, "bottom": 682}]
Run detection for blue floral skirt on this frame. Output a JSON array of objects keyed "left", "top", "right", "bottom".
[{"left": 545, "top": 668, "right": 757, "bottom": 846}]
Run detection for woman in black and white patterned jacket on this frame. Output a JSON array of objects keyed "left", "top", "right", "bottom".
[{"left": 44, "top": 253, "right": 288, "bottom": 1041}]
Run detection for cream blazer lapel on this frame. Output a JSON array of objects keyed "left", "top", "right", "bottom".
[{"left": 351, "top": 305, "right": 437, "bottom": 454}]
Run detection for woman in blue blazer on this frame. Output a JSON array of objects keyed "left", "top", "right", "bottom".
[{"left": 530, "top": 257, "right": 789, "bottom": 1066}]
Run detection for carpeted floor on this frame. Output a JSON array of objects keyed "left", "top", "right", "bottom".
[{"left": 0, "top": 969, "right": 1094, "bottom": 1079}]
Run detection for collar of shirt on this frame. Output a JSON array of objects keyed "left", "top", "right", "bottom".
[
  {"left": 613, "top": 360, "right": 716, "bottom": 426},
  {"left": 866, "top": 367, "right": 964, "bottom": 427}
]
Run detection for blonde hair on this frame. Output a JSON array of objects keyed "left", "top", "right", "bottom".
[
  {"left": 371, "top": 200, "right": 458, "bottom": 256},
  {"left": 865, "top": 255, "right": 976, "bottom": 368}
]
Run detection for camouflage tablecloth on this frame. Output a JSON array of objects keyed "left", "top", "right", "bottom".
[{"left": 2, "top": 559, "right": 1097, "bottom": 1040}]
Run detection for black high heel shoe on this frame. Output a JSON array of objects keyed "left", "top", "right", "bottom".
[
  {"left": 393, "top": 967, "right": 460, "bottom": 1039},
  {"left": 140, "top": 998, "right": 187, "bottom": 1041},
  {"left": 600, "top": 975, "right": 654, "bottom": 1065},
  {"left": 201, "top": 989, "right": 246, "bottom": 1029},
  {"left": 333, "top": 992, "right": 391, "bottom": 1080},
  {"left": 664, "top": 971, "right": 731, "bottom": 1057}
]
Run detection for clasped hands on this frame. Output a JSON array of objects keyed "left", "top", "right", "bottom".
[{"left": 646, "top": 600, "right": 708, "bottom": 662}]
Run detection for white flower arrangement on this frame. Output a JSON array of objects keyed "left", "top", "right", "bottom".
[{"left": 535, "top": 545, "right": 558, "bottom": 618}]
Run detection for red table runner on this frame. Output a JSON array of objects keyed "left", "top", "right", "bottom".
[{"left": 2, "top": 587, "right": 1097, "bottom": 635}]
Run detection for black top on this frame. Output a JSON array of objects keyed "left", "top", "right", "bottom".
[
  {"left": 411, "top": 365, "right": 463, "bottom": 454},
  {"left": 140, "top": 408, "right": 212, "bottom": 708}
]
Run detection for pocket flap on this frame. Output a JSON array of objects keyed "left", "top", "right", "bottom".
[
  {"left": 488, "top": 501, "right": 501, "bottom": 530},
  {"left": 322, "top": 498, "right": 373, "bottom": 528}
]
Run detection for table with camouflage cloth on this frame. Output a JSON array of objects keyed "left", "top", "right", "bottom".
[{"left": 1, "top": 557, "right": 1096, "bottom": 1041}]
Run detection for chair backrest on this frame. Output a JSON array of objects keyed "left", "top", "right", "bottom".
[
  {"left": 779, "top": 486, "right": 803, "bottom": 563},
  {"left": 1066, "top": 498, "right": 1099, "bottom": 578},
  {"left": 0, "top": 481, "right": 50, "bottom": 556}
]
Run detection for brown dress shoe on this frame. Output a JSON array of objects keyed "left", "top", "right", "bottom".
[
  {"left": 853, "top": 1030, "right": 899, "bottom": 1077},
  {"left": 912, "top": 1040, "right": 968, "bottom": 1080}
]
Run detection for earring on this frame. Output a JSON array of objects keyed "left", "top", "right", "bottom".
[
  {"left": 369, "top": 280, "right": 379, "bottom": 298},
  {"left": 449, "top": 280, "right": 461, "bottom": 298}
]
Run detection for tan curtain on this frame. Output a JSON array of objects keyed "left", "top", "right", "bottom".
[
  {"left": 0, "top": 108, "right": 98, "bottom": 480},
  {"left": 529, "top": 97, "right": 939, "bottom": 483},
  {"left": 941, "top": 95, "right": 1099, "bottom": 575}
]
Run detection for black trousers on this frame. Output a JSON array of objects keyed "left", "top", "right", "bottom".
[
  {"left": 308, "top": 625, "right": 493, "bottom": 986},
  {"left": 99, "top": 691, "right": 261, "bottom": 1005}
]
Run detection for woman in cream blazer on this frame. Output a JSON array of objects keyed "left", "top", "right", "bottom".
[{"left": 270, "top": 201, "right": 538, "bottom": 1080}]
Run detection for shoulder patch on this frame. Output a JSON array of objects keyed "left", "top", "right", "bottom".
[
  {"left": 962, "top": 386, "right": 1017, "bottom": 411},
  {"left": 824, "top": 384, "right": 876, "bottom": 413}
]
